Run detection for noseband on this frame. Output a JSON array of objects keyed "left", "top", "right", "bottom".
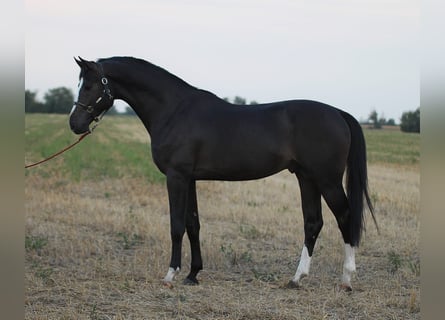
[{"left": 74, "top": 63, "right": 113, "bottom": 117}]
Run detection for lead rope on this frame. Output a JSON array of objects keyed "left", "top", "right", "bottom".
[
  {"left": 24, "top": 110, "right": 106, "bottom": 169},
  {"left": 24, "top": 131, "right": 91, "bottom": 169}
]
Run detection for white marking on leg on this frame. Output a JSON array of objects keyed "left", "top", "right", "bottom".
[
  {"left": 341, "top": 244, "right": 356, "bottom": 288},
  {"left": 163, "top": 267, "right": 180, "bottom": 283},
  {"left": 292, "top": 245, "right": 311, "bottom": 284}
]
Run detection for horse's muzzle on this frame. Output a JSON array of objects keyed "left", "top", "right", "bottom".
[{"left": 69, "top": 114, "right": 91, "bottom": 135}]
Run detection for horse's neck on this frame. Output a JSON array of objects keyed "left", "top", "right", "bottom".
[{"left": 110, "top": 66, "right": 194, "bottom": 136}]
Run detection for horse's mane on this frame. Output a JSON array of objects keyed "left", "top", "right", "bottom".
[
  {"left": 98, "top": 56, "right": 195, "bottom": 90},
  {"left": 98, "top": 56, "right": 153, "bottom": 68}
]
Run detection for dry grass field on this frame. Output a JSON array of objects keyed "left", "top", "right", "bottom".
[{"left": 25, "top": 114, "right": 420, "bottom": 319}]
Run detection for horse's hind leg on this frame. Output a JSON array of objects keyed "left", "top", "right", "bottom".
[
  {"left": 289, "top": 176, "right": 323, "bottom": 287},
  {"left": 184, "top": 180, "right": 203, "bottom": 285},
  {"left": 321, "top": 183, "right": 356, "bottom": 290}
]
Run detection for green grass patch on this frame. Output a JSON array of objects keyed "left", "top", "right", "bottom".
[
  {"left": 25, "top": 235, "right": 48, "bottom": 251},
  {"left": 116, "top": 232, "right": 143, "bottom": 250},
  {"left": 364, "top": 128, "right": 419, "bottom": 166},
  {"left": 25, "top": 114, "right": 164, "bottom": 183}
]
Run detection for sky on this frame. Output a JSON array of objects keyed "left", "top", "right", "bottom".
[{"left": 25, "top": 0, "right": 419, "bottom": 122}]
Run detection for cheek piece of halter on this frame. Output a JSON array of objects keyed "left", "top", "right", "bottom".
[{"left": 73, "top": 63, "right": 114, "bottom": 123}]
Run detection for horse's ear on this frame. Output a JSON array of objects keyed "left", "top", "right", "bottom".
[
  {"left": 75, "top": 56, "right": 98, "bottom": 71},
  {"left": 74, "top": 56, "right": 82, "bottom": 68}
]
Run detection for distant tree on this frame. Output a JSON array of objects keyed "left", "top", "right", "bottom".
[
  {"left": 233, "top": 96, "right": 247, "bottom": 105},
  {"left": 223, "top": 96, "right": 258, "bottom": 105},
  {"left": 43, "top": 87, "right": 74, "bottom": 114},
  {"left": 378, "top": 113, "right": 387, "bottom": 127},
  {"left": 25, "top": 90, "right": 44, "bottom": 113},
  {"left": 400, "top": 107, "right": 420, "bottom": 133},
  {"left": 368, "top": 109, "right": 382, "bottom": 129},
  {"left": 367, "top": 110, "right": 398, "bottom": 127}
]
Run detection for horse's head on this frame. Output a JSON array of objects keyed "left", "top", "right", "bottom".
[{"left": 69, "top": 57, "right": 114, "bottom": 134}]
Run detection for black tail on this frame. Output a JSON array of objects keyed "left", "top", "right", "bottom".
[{"left": 340, "top": 111, "right": 377, "bottom": 246}]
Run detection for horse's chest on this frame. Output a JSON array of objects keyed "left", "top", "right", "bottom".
[
  {"left": 151, "top": 145, "right": 170, "bottom": 174},
  {"left": 151, "top": 142, "right": 193, "bottom": 174}
]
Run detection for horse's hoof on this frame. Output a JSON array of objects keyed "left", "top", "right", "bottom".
[
  {"left": 285, "top": 280, "right": 300, "bottom": 289},
  {"left": 183, "top": 277, "right": 199, "bottom": 286},
  {"left": 162, "top": 281, "right": 174, "bottom": 289},
  {"left": 340, "top": 283, "right": 353, "bottom": 292}
]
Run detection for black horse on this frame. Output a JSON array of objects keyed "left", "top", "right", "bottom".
[{"left": 69, "top": 56, "right": 375, "bottom": 290}]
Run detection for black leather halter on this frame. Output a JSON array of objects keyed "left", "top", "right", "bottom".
[{"left": 73, "top": 63, "right": 113, "bottom": 114}]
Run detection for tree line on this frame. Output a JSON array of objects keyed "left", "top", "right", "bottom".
[
  {"left": 26, "top": 87, "right": 74, "bottom": 114},
  {"left": 366, "top": 108, "right": 419, "bottom": 133},
  {"left": 25, "top": 87, "right": 420, "bottom": 133}
]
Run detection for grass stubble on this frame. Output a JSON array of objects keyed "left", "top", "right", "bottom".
[{"left": 25, "top": 115, "right": 419, "bottom": 319}]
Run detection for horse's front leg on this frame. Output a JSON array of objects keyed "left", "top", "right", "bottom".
[
  {"left": 162, "top": 170, "right": 189, "bottom": 286},
  {"left": 184, "top": 180, "right": 203, "bottom": 285}
]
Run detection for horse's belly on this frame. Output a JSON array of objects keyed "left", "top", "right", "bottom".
[{"left": 193, "top": 150, "right": 291, "bottom": 181}]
